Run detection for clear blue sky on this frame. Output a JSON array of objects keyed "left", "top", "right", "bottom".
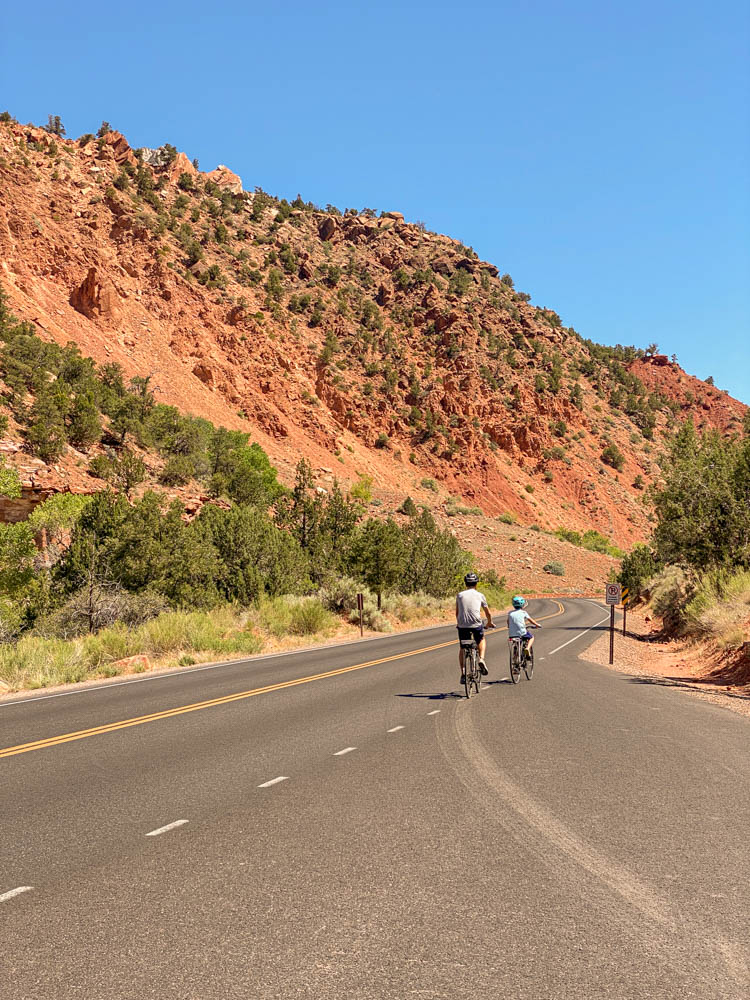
[{"left": 3, "top": 0, "right": 749, "bottom": 402}]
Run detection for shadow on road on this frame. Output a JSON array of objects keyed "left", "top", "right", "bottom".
[
  {"left": 628, "top": 675, "right": 750, "bottom": 702},
  {"left": 396, "top": 680, "right": 511, "bottom": 700}
]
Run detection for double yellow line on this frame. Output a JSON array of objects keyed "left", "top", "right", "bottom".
[{"left": 1, "top": 602, "right": 565, "bottom": 760}]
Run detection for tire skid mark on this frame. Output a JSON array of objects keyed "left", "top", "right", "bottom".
[{"left": 439, "top": 703, "right": 749, "bottom": 993}]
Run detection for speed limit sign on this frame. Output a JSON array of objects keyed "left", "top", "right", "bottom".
[{"left": 605, "top": 583, "right": 621, "bottom": 606}]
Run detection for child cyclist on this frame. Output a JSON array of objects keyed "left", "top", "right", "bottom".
[{"left": 507, "top": 596, "right": 542, "bottom": 654}]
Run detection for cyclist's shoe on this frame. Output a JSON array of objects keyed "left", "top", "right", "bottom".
[
  {"left": 460, "top": 673, "right": 466, "bottom": 685},
  {"left": 479, "top": 659, "right": 488, "bottom": 675}
]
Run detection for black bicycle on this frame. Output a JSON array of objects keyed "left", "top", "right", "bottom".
[
  {"left": 509, "top": 631, "right": 536, "bottom": 684},
  {"left": 461, "top": 636, "right": 481, "bottom": 698}
]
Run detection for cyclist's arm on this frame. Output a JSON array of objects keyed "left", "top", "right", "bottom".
[
  {"left": 482, "top": 602, "right": 493, "bottom": 628},
  {"left": 526, "top": 615, "right": 542, "bottom": 627},
  {"left": 455, "top": 598, "right": 459, "bottom": 622}
]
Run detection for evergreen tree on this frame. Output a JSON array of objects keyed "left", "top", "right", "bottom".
[
  {"left": 27, "top": 391, "right": 66, "bottom": 461},
  {"left": 348, "top": 518, "right": 406, "bottom": 608},
  {"left": 67, "top": 392, "right": 102, "bottom": 449},
  {"left": 45, "top": 115, "right": 66, "bottom": 137},
  {"left": 97, "top": 121, "right": 112, "bottom": 138}
]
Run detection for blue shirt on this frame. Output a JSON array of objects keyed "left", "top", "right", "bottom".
[{"left": 507, "top": 609, "right": 531, "bottom": 638}]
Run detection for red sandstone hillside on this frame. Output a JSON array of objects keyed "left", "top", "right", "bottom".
[{"left": 0, "top": 118, "right": 746, "bottom": 579}]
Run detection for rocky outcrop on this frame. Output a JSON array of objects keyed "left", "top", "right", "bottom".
[
  {"left": 69, "top": 267, "right": 121, "bottom": 323},
  {"left": 169, "top": 152, "right": 197, "bottom": 184},
  {"left": 205, "top": 165, "right": 243, "bottom": 194},
  {"left": 103, "top": 131, "right": 137, "bottom": 166}
]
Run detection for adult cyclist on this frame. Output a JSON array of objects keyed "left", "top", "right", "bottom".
[
  {"left": 456, "top": 573, "right": 495, "bottom": 685},
  {"left": 507, "top": 596, "right": 542, "bottom": 656}
]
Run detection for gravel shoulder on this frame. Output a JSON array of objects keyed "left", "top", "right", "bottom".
[{"left": 581, "top": 608, "right": 750, "bottom": 719}]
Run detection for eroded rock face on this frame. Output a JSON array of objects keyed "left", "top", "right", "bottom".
[
  {"left": 169, "top": 152, "right": 197, "bottom": 184},
  {"left": 318, "top": 217, "right": 338, "bottom": 241},
  {"left": 103, "top": 131, "right": 137, "bottom": 166},
  {"left": 205, "top": 165, "right": 243, "bottom": 194},
  {"left": 70, "top": 267, "right": 121, "bottom": 323}
]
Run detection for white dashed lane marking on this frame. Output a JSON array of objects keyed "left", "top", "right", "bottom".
[
  {"left": 548, "top": 615, "right": 610, "bottom": 655},
  {"left": 387, "top": 726, "right": 405, "bottom": 733},
  {"left": 427, "top": 710, "right": 440, "bottom": 715},
  {"left": 145, "top": 819, "right": 188, "bottom": 837},
  {"left": 258, "top": 776, "right": 289, "bottom": 788},
  {"left": 333, "top": 747, "right": 357, "bottom": 756},
  {"left": 0, "top": 886, "right": 33, "bottom": 903}
]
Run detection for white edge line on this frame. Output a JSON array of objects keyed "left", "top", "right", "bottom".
[
  {"left": 0, "top": 886, "right": 33, "bottom": 903},
  {"left": 333, "top": 747, "right": 357, "bottom": 756},
  {"left": 258, "top": 775, "right": 289, "bottom": 788},
  {"left": 145, "top": 819, "right": 189, "bottom": 837},
  {"left": 427, "top": 709, "right": 441, "bottom": 715},
  {"left": 387, "top": 725, "right": 405, "bottom": 733},
  {"left": 0, "top": 621, "right": 462, "bottom": 710},
  {"left": 548, "top": 615, "right": 611, "bottom": 655}
]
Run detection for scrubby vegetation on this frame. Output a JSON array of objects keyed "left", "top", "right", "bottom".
[{"left": 617, "top": 416, "right": 750, "bottom": 641}]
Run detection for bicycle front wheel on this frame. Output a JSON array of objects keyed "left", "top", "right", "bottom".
[{"left": 524, "top": 645, "right": 534, "bottom": 681}]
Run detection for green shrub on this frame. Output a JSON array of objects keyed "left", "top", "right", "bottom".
[
  {"left": 420, "top": 477, "right": 438, "bottom": 492},
  {"left": 498, "top": 512, "right": 515, "bottom": 525},
  {"left": 350, "top": 474, "right": 373, "bottom": 503},
  {"left": 618, "top": 544, "right": 660, "bottom": 600},
  {"left": 543, "top": 562, "right": 565, "bottom": 576},
  {"left": 318, "top": 576, "right": 370, "bottom": 616},
  {"left": 288, "top": 598, "right": 334, "bottom": 636},
  {"left": 601, "top": 444, "right": 625, "bottom": 471},
  {"left": 397, "top": 496, "right": 418, "bottom": 516}
]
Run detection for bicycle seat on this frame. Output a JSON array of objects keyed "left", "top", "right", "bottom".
[{"left": 459, "top": 639, "right": 477, "bottom": 647}]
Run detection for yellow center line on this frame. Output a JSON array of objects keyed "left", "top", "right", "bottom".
[{"left": 1, "top": 601, "right": 565, "bottom": 760}]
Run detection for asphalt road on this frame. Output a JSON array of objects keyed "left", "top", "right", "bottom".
[{"left": 1, "top": 598, "right": 748, "bottom": 999}]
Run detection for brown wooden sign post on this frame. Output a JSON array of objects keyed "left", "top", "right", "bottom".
[
  {"left": 357, "top": 592, "right": 364, "bottom": 637},
  {"left": 605, "top": 583, "right": 621, "bottom": 665}
]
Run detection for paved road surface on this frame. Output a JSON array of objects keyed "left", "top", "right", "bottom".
[{"left": 2, "top": 599, "right": 748, "bottom": 998}]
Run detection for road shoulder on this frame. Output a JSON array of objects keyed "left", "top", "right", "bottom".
[{"left": 580, "top": 609, "right": 750, "bottom": 719}]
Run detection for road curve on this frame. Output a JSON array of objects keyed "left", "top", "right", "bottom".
[{"left": 1, "top": 599, "right": 748, "bottom": 999}]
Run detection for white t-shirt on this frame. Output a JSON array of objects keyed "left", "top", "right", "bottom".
[
  {"left": 507, "top": 609, "right": 531, "bottom": 638},
  {"left": 456, "top": 589, "right": 488, "bottom": 628}
]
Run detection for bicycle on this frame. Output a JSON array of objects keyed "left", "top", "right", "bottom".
[
  {"left": 460, "top": 636, "right": 482, "bottom": 699},
  {"left": 509, "top": 631, "right": 536, "bottom": 684}
]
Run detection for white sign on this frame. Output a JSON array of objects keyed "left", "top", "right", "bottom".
[{"left": 605, "top": 583, "right": 622, "bottom": 606}]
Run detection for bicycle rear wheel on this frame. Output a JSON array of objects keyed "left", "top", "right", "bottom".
[
  {"left": 523, "top": 643, "right": 534, "bottom": 681},
  {"left": 464, "top": 648, "right": 475, "bottom": 699},
  {"left": 473, "top": 657, "right": 481, "bottom": 695},
  {"left": 509, "top": 643, "right": 521, "bottom": 684}
]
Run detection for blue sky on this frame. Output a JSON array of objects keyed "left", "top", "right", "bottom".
[{"left": 3, "top": 0, "right": 749, "bottom": 402}]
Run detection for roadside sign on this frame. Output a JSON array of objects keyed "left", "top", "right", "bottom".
[
  {"left": 605, "top": 583, "right": 621, "bottom": 606},
  {"left": 621, "top": 587, "right": 630, "bottom": 606},
  {"left": 357, "top": 593, "right": 364, "bottom": 637},
  {"left": 357, "top": 593, "right": 364, "bottom": 610}
]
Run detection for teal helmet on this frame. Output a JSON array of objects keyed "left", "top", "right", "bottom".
[{"left": 512, "top": 595, "right": 527, "bottom": 609}]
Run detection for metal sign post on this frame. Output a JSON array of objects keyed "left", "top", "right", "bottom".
[
  {"left": 605, "top": 583, "right": 621, "bottom": 665},
  {"left": 357, "top": 592, "right": 364, "bottom": 637},
  {"left": 621, "top": 587, "right": 629, "bottom": 636}
]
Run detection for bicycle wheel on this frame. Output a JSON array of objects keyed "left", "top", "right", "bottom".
[
  {"left": 473, "top": 654, "right": 481, "bottom": 695},
  {"left": 509, "top": 643, "right": 521, "bottom": 684},
  {"left": 523, "top": 643, "right": 534, "bottom": 681},
  {"left": 464, "top": 648, "right": 474, "bottom": 699}
]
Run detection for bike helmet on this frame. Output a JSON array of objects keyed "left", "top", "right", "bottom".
[
  {"left": 464, "top": 572, "right": 479, "bottom": 586},
  {"left": 512, "top": 595, "right": 527, "bottom": 609}
]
